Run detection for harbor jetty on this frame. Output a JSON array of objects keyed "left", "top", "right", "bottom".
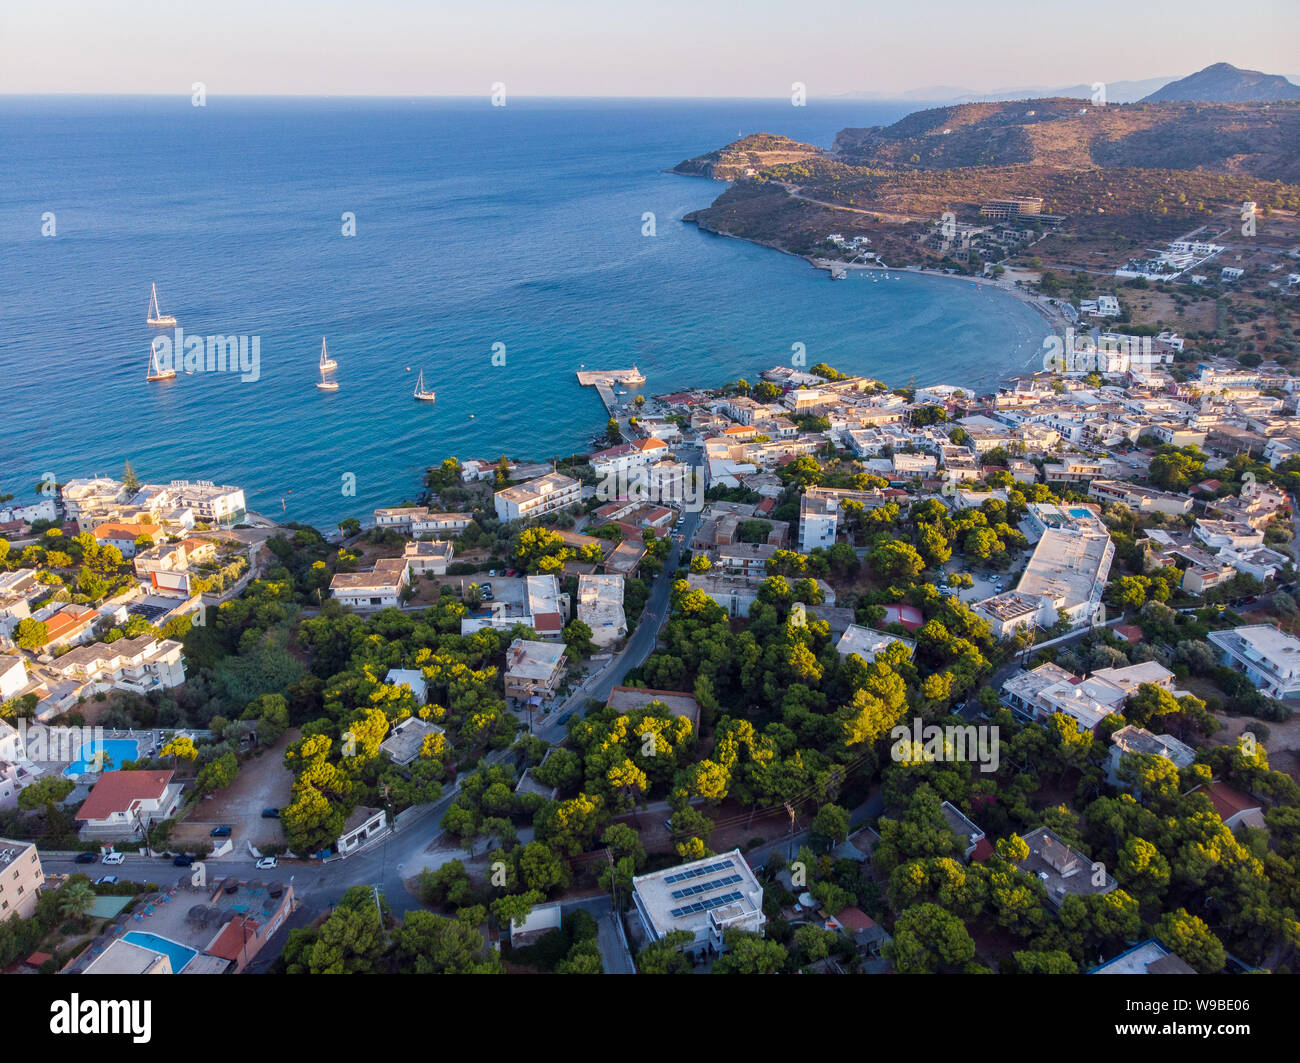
[{"left": 576, "top": 366, "right": 646, "bottom": 415}]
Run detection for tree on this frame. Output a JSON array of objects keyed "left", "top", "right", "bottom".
[
  {"left": 57, "top": 880, "right": 97, "bottom": 926},
  {"left": 690, "top": 554, "right": 711, "bottom": 573},
  {"left": 884, "top": 903, "right": 977, "bottom": 973},
  {"left": 562, "top": 619, "right": 596, "bottom": 658},
  {"left": 121, "top": 460, "right": 140, "bottom": 493},
  {"left": 338, "top": 517, "right": 362, "bottom": 537},
  {"left": 393, "top": 909, "right": 502, "bottom": 974},
  {"left": 491, "top": 890, "right": 546, "bottom": 930},
  {"left": 712, "top": 930, "right": 788, "bottom": 974},
  {"left": 160, "top": 736, "right": 198, "bottom": 764},
  {"left": 1155, "top": 909, "right": 1227, "bottom": 973},
  {"left": 17, "top": 775, "right": 74, "bottom": 810},
  {"left": 637, "top": 930, "right": 694, "bottom": 973},
  {"left": 196, "top": 751, "right": 239, "bottom": 794},
  {"left": 812, "top": 803, "right": 851, "bottom": 848},
  {"left": 14, "top": 618, "right": 48, "bottom": 650},
  {"left": 517, "top": 841, "right": 572, "bottom": 894},
  {"left": 869, "top": 541, "right": 925, "bottom": 582}
]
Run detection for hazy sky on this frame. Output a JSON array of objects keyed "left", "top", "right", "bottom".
[{"left": 3, "top": 0, "right": 1298, "bottom": 97}]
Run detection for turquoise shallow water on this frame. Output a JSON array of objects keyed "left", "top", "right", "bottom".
[{"left": 0, "top": 96, "right": 1047, "bottom": 527}]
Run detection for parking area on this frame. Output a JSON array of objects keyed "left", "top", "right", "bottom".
[{"left": 168, "top": 730, "right": 297, "bottom": 854}]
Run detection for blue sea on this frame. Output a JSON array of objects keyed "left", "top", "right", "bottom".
[{"left": 0, "top": 96, "right": 1048, "bottom": 527}]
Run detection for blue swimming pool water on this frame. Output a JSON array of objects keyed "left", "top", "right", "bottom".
[
  {"left": 63, "top": 738, "right": 141, "bottom": 777},
  {"left": 1069, "top": 508, "right": 1094, "bottom": 518},
  {"left": 122, "top": 931, "right": 197, "bottom": 973}
]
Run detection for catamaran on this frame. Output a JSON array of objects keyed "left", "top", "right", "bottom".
[
  {"left": 319, "top": 337, "right": 337, "bottom": 372},
  {"left": 413, "top": 370, "right": 436, "bottom": 402},
  {"left": 145, "top": 341, "right": 176, "bottom": 382},
  {"left": 147, "top": 283, "right": 177, "bottom": 327}
]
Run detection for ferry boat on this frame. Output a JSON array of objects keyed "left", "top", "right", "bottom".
[
  {"left": 319, "top": 337, "right": 337, "bottom": 372},
  {"left": 413, "top": 370, "right": 436, "bottom": 402},
  {"left": 145, "top": 340, "right": 176, "bottom": 382},
  {"left": 146, "top": 283, "right": 177, "bottom": 327}
]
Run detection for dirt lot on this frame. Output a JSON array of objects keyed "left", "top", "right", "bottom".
[
  {"left": 1207, "top": 712, "right": 1300, "bottom": 786},
  {"left": 169, "top": 729, "right": 297, "bottom": 852}
]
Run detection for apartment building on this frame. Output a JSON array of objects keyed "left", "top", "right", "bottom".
[
  {"left": 1207, "top": 625, "right": 1300, "bottom": 699},
  {"left": 0, "top": 838, "right": 45, "bottom": 919},
  {"left": 494, "top": 472, "right": 581, "bottom": 522},
  {"left": 1088, "top": 480, "right": 1193, "bottom": 516},
  {"left": 403, "top": 539, "right": 454, "bottom": 576},
  {"left": 502, "top": 638, "right": 567, "bottom": 701},
  {"left": 50, "top": 636, "right": 186, "bottom": 695}
]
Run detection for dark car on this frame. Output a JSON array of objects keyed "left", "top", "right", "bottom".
[
  {"left": 74, "top": 852, "right": 97, "bottom": 864},
  {"left": 556, "top": 712, "right": 573, "bottom": 726},
  {"left": 210, "top": 825, "right": 232, "bottom": 837},
  {"left": 172, "top": 855, "right": 193, "bottom": 867},
  {"left": 261, "top": 808, "right": 280, "bottom": 819}
]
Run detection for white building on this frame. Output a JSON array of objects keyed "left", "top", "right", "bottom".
[
  {"left": 1107, "top": 725, "right": 1196, "bottom": 789},
  {"left": 631, "top": 849, "right": 766, "bottom": 960},
  {"left": 403, "top": 539, "right": 453, "bottom": 576},
  {"left": 1207, "top": 625, "right": 1300, "bottom": 699},
  {"left": 50, "top": 636, "right": 186, "bottom": 695},
  {"left": 494, "top": 472, "right": 581, "bottom": 522},
  {"left": 834, "top": 624, "right": 916, "bottom": 663},
  {"left": 329, "top": 558, "right": 410, "bottom": 610}
]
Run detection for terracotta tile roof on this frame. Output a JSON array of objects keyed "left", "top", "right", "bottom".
[
  {"left": 93, "top": 522, "right": 163, "bottom": 540},
  {"left": 76, "top": 770, "right": 174, "bottom": 821},
  {"left": 206, "top": 916, "right": 260, "bottom": 961},
  {"left": 43, "top": 607, "right": 97, "bottom": 643},
  {"left": 1197, "top": 780, "right": 1260, "bottom": 822}
]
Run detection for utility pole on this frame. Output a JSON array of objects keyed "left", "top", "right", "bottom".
[
  {"left": 784, "top": 802, "right": 796, "bottom": 862},
  {"left": 371, "top": 884, "right": 384, "bottom": 931}
]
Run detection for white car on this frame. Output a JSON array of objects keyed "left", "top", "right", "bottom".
[
  {"left": 255, "top": 857, "right": 278, "bottom": 870},
  {"left": 101, "top": 851, "right": 125, "bottom": 865}
]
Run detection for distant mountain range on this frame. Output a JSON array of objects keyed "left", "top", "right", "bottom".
[
  {"left": 1141, "top": 62, "right": 1300, "bottom": 103},
  {"left": 837, "top": 63, "right": 1300, "bottom": 106}
]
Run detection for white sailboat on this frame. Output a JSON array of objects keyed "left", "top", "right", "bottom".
[
  {"left": 413, "top": 370, "right": 436, "bottom": 402},
  {"left": 145, "top": 340, "right": 176, "bottom": 382},
  {"left": 147, "top": 283, "right": 177, "bottom": 327},
  {"left": 316, "top": 365, "right": 338, "bottom": 391},
  {"left": 319, "top": 337, "right": 337, "bottom": 372}
]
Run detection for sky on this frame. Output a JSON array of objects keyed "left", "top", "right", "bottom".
[{"left": 2, "top": 0, "right": 1298, "bottom": 98}]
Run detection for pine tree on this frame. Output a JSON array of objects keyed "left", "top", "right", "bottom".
[{"left": 122, "top": 460, "right": 140, "bottom": 493}]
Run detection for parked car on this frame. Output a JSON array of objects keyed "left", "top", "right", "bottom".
[
  {"left": 481, "top": 582, "right": 493, "bottom": 593},
  {"left": 261, "top": 808, "right": 280, "bottom": 819},
  {"left": 488, "top": 569, "right": 498, "bottom": 577},
  {"left": 556, "top": 712, "right": 574, "bottom": 726},
  {"left": 504, "top": 569, "right": 517, "bottom": 578},
  {"left": 172, "top": 854, "right": 193, "bottom": 867},
  {"left": 94, "top": 875, "right": 118, "bottom": 886},
  {"left": 210, "top": 825, "right": 232, "bottom": 837},
  {"left": 255, "top": 857, "right": 278, "bottom": 870},
  {"left": 101, "top": 851, "right": 125, "bottom": 865},
  {"left": 74, "top": 852, "right": 97, "bottom": 864}
]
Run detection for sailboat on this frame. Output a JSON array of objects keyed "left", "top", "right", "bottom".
[
  {"left": 318, "top": 337, "right": 337, "bottom": 372},
  {"left": 413, "top": 370, "right": 436, "bottom": 402},
  {"left": 145, "top": 340, "right": 176, "bottom": 382},
  {"left": 316, "top": 364, "right": 338, "bottom": 391},
  {"left": 147, "top": 283, "right": 177, "bottom": 327}
]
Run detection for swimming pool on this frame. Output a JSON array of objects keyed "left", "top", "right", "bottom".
[
  {"left": 121, "top": 931, "right": 196, "bottom": 973},
  {"left": 63, "top": 738, "right": 141, "bottom": 777},
  {"left": 1068, "top": 507, "right": 1095, "bottom": 519}
]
